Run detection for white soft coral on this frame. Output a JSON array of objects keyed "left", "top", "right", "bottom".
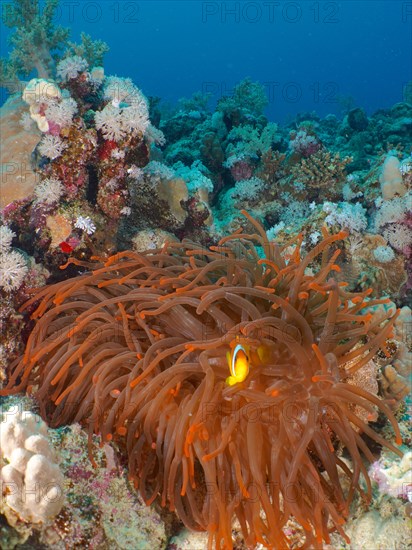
[
  {"left": 95, "top": 102, "right": 149, "bottom": 141},
  {"left": 56, "top": 55, "right": 88, "bottom": 81},
  {"left": 38, "top": 134, "right": 67, "bottom": 159},
  {"left": 0, "top": 250, "right": 28, "bottom": 292},
  {"left": 34, "top": 177, "right": 64, "bottom": 205},
  {"left": 45, "top": 97, "right": 77, "bottom": 128},
  {"left": 323, "top": 201, "right": 368, "bottom": 233},
  {"left": 0, "top": 226, "right": 15, "bottom": 254},
  {"left": 95, "top": 77, "right": 149, "bottom": 141}
]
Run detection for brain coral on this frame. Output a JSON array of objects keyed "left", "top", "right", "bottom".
[{"left": 1, "top": 212, "right": 402, "bottom": 548}]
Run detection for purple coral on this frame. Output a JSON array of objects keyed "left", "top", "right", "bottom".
[
  {"left": 229, "top": 159, "right": 254, "bottom": 181},
  {"left": 370, "top": 453, "right": 412, "bottom": 502},
  {"left": 289, "top": 129, "right": 321, "bottom": 158}
]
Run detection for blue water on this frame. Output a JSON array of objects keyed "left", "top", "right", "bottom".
[{"left": 1, "top": 1, "right": 411, "bottom": 120}]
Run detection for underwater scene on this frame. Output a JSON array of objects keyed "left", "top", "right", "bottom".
[{"left": 0, "top": 0, "right": 411, "bottom": 548}]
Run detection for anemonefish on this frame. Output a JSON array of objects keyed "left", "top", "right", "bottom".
[
  {"left": 225, "top": 339, "right": 272, "bottom": 386},
  {"left": 226, "top": 343, "right": 250, "bottom": 386}
]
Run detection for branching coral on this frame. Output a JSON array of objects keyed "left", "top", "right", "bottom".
[
  {"left": 224, "top": 122, "right": 279, "bottom": 166},
  {"left": 0, "top": 213, "right": 403, "bottom": 549},
  {"left": 291, "top": 150, "right": 352, "bottom": 192},
  {"left": 0, "top": 0, "right": 108, "bottom": 92},
  {"left": 1, "top": 0, "right": 69, "bottom": 89},
  {"left": 64, "top": 32, "right": 110, "bottom": 68},
  {"left": 217, "top": 78, "right": 268, "bottom": 118}
]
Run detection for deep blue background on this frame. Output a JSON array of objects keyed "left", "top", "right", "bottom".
[{"left": 1, "top": 0, "right": 411, "bottom": 121}]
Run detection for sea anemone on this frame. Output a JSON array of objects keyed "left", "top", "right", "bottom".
[{"left": 1, "top": 212, "right": 402, "bottom": 548}]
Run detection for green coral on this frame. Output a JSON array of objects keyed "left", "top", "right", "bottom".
[
  {"left": 225, "top": 121, "right": 279, "bottom": 161},
  {"left": 218, "top": 77, "right": 268, "bottom": 118},
  {"left": 0, "top": 0, "right": 109, "bottom": 92},
  {"left": 403, "top": 81, "right": 412, "bottom": 105},
  {"left": 1, "top": 0, "right": 69, "bottom": 89},
  {"left": 65, "top": 32, "right": 109, "bottom": 68},
  {"left": 177, "top": 90, "right": 212, "bottom": 113}
]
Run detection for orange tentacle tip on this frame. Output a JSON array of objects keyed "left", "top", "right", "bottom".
[
  {"left": 170, "top": 382, "right": 181, "bottom": 396},
  {"left": 116, "top": 426, "right": 127, "bottom": 436},
  {"left": 185, "top": 344, "right": 196, "bottom": 351}
]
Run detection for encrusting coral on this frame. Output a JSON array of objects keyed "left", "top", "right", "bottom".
[
  {"left": 0, "top": 406, "right": 64, "bottom": 525},
  {"left": 0, "top": 212, "right": 403, "bottom": 549}
]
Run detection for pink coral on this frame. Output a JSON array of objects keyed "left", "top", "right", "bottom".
[
  {"left": 230, "top": 159, "right": 253, "bottom": 181},
  {"left": 289, "top": 129, "right": 321, "bottom": 158}
]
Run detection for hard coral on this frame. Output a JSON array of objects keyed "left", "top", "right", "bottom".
[
  {"left": 1, "top": 213, "right": 402, "bottom": 549},
  {"left": 290, "top": 150, "right": 352, "bottom": 196},
  {"left": 0, "top": 406, "right": 64, "bottom": 524}
]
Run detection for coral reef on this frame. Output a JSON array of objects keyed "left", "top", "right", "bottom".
[
  {"left": 0, "top": 96, "right": 40, "bottom": 209},
  {"left": 370, "top": 451, "right": 412, "bottom": 501},
  {"left": 0, "top": 3, "right": 411, "bottom": 547},
  {"left": 0, "top": 213, "right": 404, "bottom": 549},
  {"left": 340, "top": 509, "right": 411, "bottom": 550},
  {"left": 0, "top": 404, "right": 64, "bottom": 525},
  {"left": 48, "top": 423, "right": 167, "bottom": 549},
  {"left": 0, "top": 0, "right": 108, "bottom": 91},
  {"left": 376, "top": 305, "right": 411, "bottom": 404},
  {"left": 0, "top": 398, "right": 167, "bottom": 549}
]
